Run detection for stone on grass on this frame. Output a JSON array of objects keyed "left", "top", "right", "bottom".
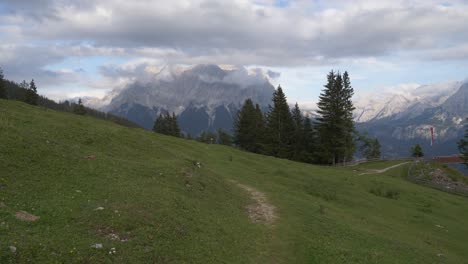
[
  {"left": 91, "top": 243, "right": 103, "bottom": 249},
  {"left": 9, "top": 246, "right": 16, "bottom": 253}
]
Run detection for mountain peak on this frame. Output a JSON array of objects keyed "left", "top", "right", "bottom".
[{"left": 97, "top": 64, "right": 275, "bottom": 133}]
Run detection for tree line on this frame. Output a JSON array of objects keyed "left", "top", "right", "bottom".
[
  {"left": 0, "top": 67, "right": 141, "bottom": 128},
  {"left": 234, "top": 70, "right": 380, "bottom": 165}
]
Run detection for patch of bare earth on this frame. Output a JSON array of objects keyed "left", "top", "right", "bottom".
[
  {"left": 95, "top": 225, "right": 130, "bottom": 243},
  {"left": 430, "top": 168, "right": 468, "bottom": 192},
  {"left": 15, "top": 211, "right": 40, "bottom": 222},
  {"left": 230, "top": 180, "right": 277, "bottom": 226}
]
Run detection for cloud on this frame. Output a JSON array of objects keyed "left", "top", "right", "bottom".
[
  {"left": 2, "top": 0, "right": 468, "bottom": 99},
  {"left": 3, "top": 0, "right": 468, "bottom": 66},
  {"left": 354, "top": 80, "right": 462, "bottom": 108}
]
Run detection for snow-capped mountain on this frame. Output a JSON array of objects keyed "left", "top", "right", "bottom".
[
  {"left": 354, "top": 81, "right": 461, "bottom": 123},
  {"left": 94, "top": 64, "right": 275, "bottom": 135},
  {"left": 357, "top": 81, "right": 467, "bottom": 157}
]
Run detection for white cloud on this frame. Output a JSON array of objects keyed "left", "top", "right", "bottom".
[{"left": 1, "top": 0, "right": 468, "bottom": 98}]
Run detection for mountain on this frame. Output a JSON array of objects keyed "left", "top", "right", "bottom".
[
  {"left": 89, "top": 65, "right": 466, "bottom": 157},
  {"left": 357, "top": 81, "right": 468, "bottom": 157},
  {"left": 96, "top": 65, "right": 275, "bottom": 135},
  {"left": 354, "top": 81, "right": 461, "bottom": 123}
]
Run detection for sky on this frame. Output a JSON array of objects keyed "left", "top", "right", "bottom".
[{"left": 1, "top": 0, "right": 468, "bottom": 107}]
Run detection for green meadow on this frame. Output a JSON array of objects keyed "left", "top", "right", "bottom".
[{"left": 1, "top": 99, "right": 467, "bottom": 263}]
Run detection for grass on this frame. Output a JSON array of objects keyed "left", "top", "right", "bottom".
[{"left": 1, "top": 99, "right": 468, "bottom": 263}]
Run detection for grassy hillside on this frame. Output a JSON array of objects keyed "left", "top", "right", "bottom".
[{"left": 1, "top": 99, "right": 468, "bottom": 263}]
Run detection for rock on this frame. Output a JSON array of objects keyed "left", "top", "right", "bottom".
[
  {"left": 94, "top": 207, "right": 105, "bottom": 211},
  {"left": 9, "top": 246, "right": 16, "bottom": 253},
  {"left": 91, "top": 243, "right": 103, "bottom": 249},
  {"left": 15, "top": 211, "right": 40, "bottom": 222},
  {"left": 109, "top": 247, "right": 116, "bottom": 254}
]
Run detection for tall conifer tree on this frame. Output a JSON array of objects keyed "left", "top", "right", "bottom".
[
  {"left": 458, "top": 121, "right": 468, "bottom": 166},
  {"left": 153, "top": 112, "right": 181, "bottom": 137},
  {"left": 0, "top": 67, "right": 6, "bottom": 99},
  {"left": 25, "top": 79, "right": 39, "bottom": 105},
  {"left": 342, "top": 71, "right": 356, "bottom": 161},
  {"left": 291, "top": 103, "right": 304, "bottom": 161},
  {"left": 171, "top": 112, "right": 181, "bottom": 137},
  {"left": 265, "top": 86, "right": 294, "bottom": 158},
  {"left": 73, "top": 98, "right": 86, "bottom": 115},
  {"left": 316, "top": 71, "right": 356, "bottom": 164},
  {"left": 234, "top": 99, "right": 258, "bottom": 152}
]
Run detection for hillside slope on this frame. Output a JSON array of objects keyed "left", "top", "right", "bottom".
[{"left": 1, "top": 100, "right": 468, "bottom": 263}]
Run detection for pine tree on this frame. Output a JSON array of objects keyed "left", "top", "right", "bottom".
[
  {"left": 458, "top": 121, "right": 468, "bottom": 166},
  {"left": 342, "top": 71, "right": 357, "bottom": 161},
  {"left": 153, "top": 113, "right": 164, "bottom": 133},
  {"left": 217, "top": 129, "right": 233, "bottom": 146},
  {"left": 265, "top": 86, "right": 294, "bottom": 158},
  {"left": 358, "top": 132, "right": 381, "bottom": 160},
  {"left": 411, "top": 144, "right": 424, "bottom": 158},
  {"left": 291, "top": 103, "right": 304, "bottom": 161},
  {"left": 25, "top": 79, "right": 39, "bottom": 105},
  {"left": 152, "top": 112, "right": 181, "bottom": 137},
  {"left": 234, "top": 99, "right": 258, "bottom": 151},
  {"left": 0, "top": 67, "right": 6, "bottom": 99},
  {"left": 171, "top": 112, "right": 181, "bottom": 137},
  {"left": 315, "top": 71, "right": 356, "bottom": 164},
  {"left": 73, "top": 98, "right": 86, "bottom": 115}
]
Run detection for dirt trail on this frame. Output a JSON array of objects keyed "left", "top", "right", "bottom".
[
  {"left": 230, "top": 180, "right": 277, "bottom": 226},
  {"left": 359, "top": 162, "right": 410, "bottom": 175}
]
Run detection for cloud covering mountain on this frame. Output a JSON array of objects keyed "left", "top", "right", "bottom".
[{"left": 94, "top": 64, "right": 275, "bottom": 135}]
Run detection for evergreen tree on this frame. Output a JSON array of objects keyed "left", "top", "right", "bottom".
[
  {"left": 152, "top": 112, "right": 181, "bottom": 137},
  {"left": 315, "top": 71, "right": 356, "bottom": 164},
  {"left": 358, "top": 132, "right": 381, "bottom": 160},
  {"left": 235, "top": 99, "right": 257, "bottom": 152},
  {"left": 163, "top": 112, "right": 172, "bottom": 135},
  {"left": 217, "top": 129, "right": 233, "bottom": 146},
  {"left": 291, "top": 103, "right": 304, "bottom": 161},
  {"left": 153, "top": 114, "right": 164, "bottom": 133},
  {"left": 411, "top": 144, "right": 424, "bottom": 158},
  {"left": 0, "top": 67, "right": 6, "bottom": 99},
  {"left": 342, "top": 71, "right": 356, "bottom": 161},
  {"left": 265, "top": 86, "right": 294, "bottom": 158},
  {"left": 73, "top": 98, "right": 87, "bottom": 115},
  {"left": 458, "top": 121, "right": 468, "bottom": 166},
  {"left": 25, "top": 79, "right": 39, "bottom": 105},
  {"left": 170, "top": 112, "right": 181, "bottom": 137}
]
